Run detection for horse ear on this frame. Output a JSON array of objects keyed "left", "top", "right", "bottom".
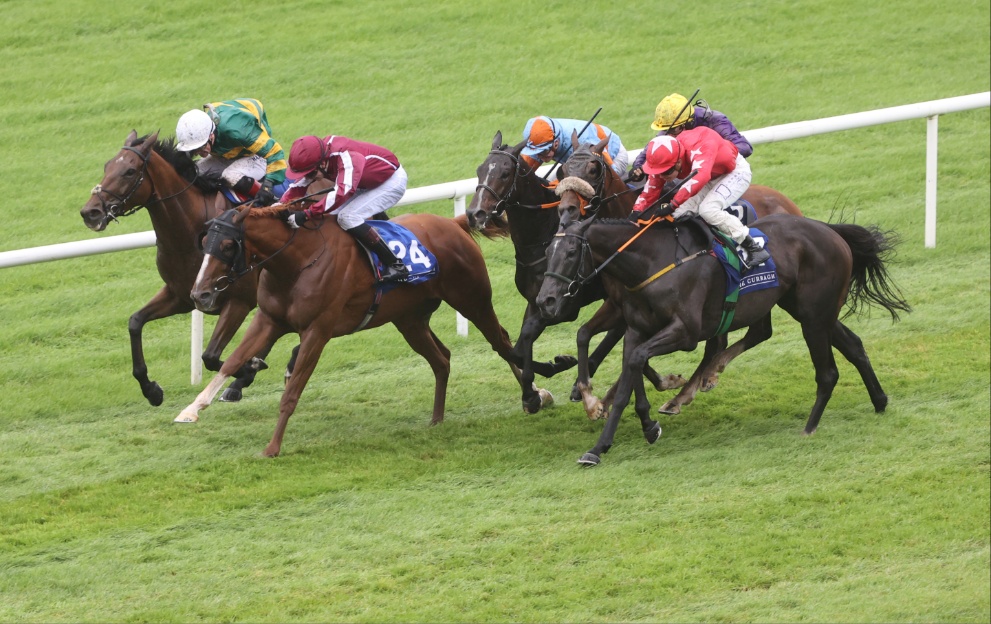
[
  {"left": 509, "top": 140, "right": 526, "bottom": 157},
  {"left": 126, "top": 130, "right": 138, "bottom": 146},
  {"left": 492, "top": 131, "right": 503, "bottom": 150},
  {"left": 140, "top": 131, "right": 159, "bottom": 154},
  {"left": 594, "top": 133, "right": 610, "bottom": 155},
  {"left": 233, "top": 206, "right": 251, "bottom": 225},
  {"left": 572, "top": 130, "right": 580, "bottom": 146}
]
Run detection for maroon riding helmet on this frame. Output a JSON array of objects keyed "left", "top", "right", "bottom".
[{"left": 286, "top": 135, "right": 328, "bottom": 180}]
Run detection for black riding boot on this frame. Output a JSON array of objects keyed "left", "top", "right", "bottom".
[
  {"left": 741, "top": 235, "right": 770, "bottom": 268},
  {"left": 349, "top": 223, "right": 409, "bottom": 283}
]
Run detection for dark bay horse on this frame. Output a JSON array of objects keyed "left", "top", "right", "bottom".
[
  {"left": 176, "top": 206, "right": 538, "bottom": 457},
  {"left": 80, "top": 131, "right": 290, "bottom": 404},
  {"left": 537, "top": 213, "right": 910, "bottom": 466},
  {"left": 465, "top": 132, "right": 683, "bottom": 415},
  {"left": 555, "top": 135, "right": 806, "bottom": 419}
]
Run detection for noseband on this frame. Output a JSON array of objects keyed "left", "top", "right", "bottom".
[
  {"left": 473, "top": 149, "right": 524, "bottom": 218},
  {"left": 542, "top": 227, "right": 596, "bottom": 298},
  {"left": 90, "top": 145, "right": 153, "bottom": 221},
  {"left": 202, "top": 210, "right": 298, "bottom": 292}
]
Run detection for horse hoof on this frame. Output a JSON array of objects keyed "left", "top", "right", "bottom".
[
  {"left": 553, "top": 355, "right": 578, "bottom": 372},
  {"left": 219, "top": 387, "right": 243, "bottom": 403},
  {"left": 569, "top": 385, "right": 582, "bottom": 402},
  {"left": 248, "top": 357, "right": 269, "bottom": 372},
  {"left": 577, "top": 452, "right": 600, "bottom": 467},
  {"left": 657, "top": 374, "right": 687, "bottom": 391},
  {"left": 645, "top": 422, "right": 662, "bottom": 445},
  {"left": 700, "top": 375, "right": 719, "bottom": 393},
  {"left": 657, "top": 402, "right": 681, "bottom": 415},
  {"left": 538, "top": 388, "right": 555, "bottom": 409},
  {"left": 145, "top": 382, "right": 164, "bottom": 407},
  {"left": 174, "top": 411, "right": 198, "bottom": 423},
  {"left": 874, "top": 394, "right": 888, "bottom": 413}
]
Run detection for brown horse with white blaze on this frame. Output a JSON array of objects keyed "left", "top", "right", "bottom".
[
  {"left": 176, "top": 206, "right": 539, "bottom": 457},
  {"left": 79, "top": 131, "right": 291, "bottom": 405}
]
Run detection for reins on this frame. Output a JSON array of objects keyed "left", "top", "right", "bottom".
[{"left": 476, "top": 149, "right": 561, "bottom": 216}]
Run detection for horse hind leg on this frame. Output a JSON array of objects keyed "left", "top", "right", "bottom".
[
  {"left": 393, "top": 316, "right": 451, "bottom": 426},
  {"left": 800, "top": 322, "right": 840, "bottom": 435},
  {"left": 831, "top": 320, "right": 887, "bottom": 413}
]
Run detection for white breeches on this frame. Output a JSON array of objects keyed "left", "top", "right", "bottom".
[
  {"left": 197, "top": 154, "right": 268, "bottom": 186},
  {"left": 334, "top": 166, "right": 408, "bottom": 231},
  {"left": 672, "top": 154, "right": 752, "bottom": 243}
]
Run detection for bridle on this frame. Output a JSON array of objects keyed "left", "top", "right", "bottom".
[
  {"left": 474, "top": 149, "right": 559, "bottom": 218},
  {"left": 203, "top": 210, "right": 298, "bottom": 292},
  {"left": 559, "top": 149, "right": 638, "bottom": 216},
  {"left": 89, "top": 143, "right": 198, "bottom": 223},
  {"left": 542, "top": 220, "right": 597, "bottom": 298}
]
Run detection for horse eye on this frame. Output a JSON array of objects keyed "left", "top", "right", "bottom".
[{"left": 124, "top": 168, "right": 137, "bottom": 177}]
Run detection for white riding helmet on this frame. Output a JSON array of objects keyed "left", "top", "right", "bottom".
[{"left": 175, "top": 109, "right": 215, "bottom": 151}]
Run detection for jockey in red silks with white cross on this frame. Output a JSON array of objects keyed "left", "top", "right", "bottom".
[
  {"left": 629, "top": 128, "right": 770, "bottom": 266},
  {"left": 279, "top": 135, "right": 410, "bottom": 282}
]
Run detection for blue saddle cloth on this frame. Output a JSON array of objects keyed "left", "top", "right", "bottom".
[
  {"left": 725, "top": 199, "right": 758, "bottom": 226},
  {"left": 366, "top": 221, "right": 439, "bottom": 291},
  {"left": 711, "top": 227, "right": 779, "bottom": 297}
]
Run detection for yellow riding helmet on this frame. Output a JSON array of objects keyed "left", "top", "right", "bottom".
[{"left": 650, "top": 93, "right": 695, "bottom": 131}]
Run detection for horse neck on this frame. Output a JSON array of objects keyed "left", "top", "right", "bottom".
[
  {"left": 505, "top": 173, "right": 560, "bottom": 251},
  {"left": 599, "top": 172, "right": 636, "bottom": 218},
  {"left": 143, "top": 151, "right": 213, "bottom": 250},
  {"left": 243, "top": 213, "right": 341, "bottom": 276}
]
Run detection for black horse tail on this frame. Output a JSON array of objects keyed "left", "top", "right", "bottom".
[{"left": 828, "top": 223, "right": 912, "bottom": 322}]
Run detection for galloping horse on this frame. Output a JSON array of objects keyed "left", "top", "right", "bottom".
[
  {"left": 537, "top": 213, "right": 910, "bottom": 466},
  {"left": 175, "top": 206, "right": 540, "bottom": 457},
  {"left": 80, "top": 131, "right": 288, "bottom": 404},
  {"left": 555, "top": 134, "right": 806, "bottom": 419},
  {"left": 465, "top": 132, "right": 683, "bottom": 414}
]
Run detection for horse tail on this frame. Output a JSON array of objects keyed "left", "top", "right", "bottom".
[
  {"left": 828, "top": 223, "right": 912, "bottom": 322},
  {"left": 453, "top": 213, "right": 511, "bottom": 240}
]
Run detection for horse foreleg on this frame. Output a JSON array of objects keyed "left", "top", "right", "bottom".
[
  {"left": 175, "top": 313, "right": 285, "bottom": 424},
  {"left": 831, "top": 321, "right": 887, "bottom": 413},
  {"left": 393, "top": 319, "right": 451, "bottom": 426},
  {"left": 263, "top": 329, "right": 331, "bottom": 458},
  {"left": 570, "top": 300, "right": 624, "bottom": 405},
  {"left": 581, "top": 322, "right": 695, "bottom": 466},
  {"left": 513, "top": 310, "right": 556, "bottom": 414},
  {"left": 129, "top": 287, "right": 193, "bottom": 406}
]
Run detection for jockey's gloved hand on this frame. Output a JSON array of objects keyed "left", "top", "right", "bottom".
[
  {"left": 254, "top": 181, "right": 276, "bottom": 206},
  {"left": 627, "top": 209, "right": 644, "bottom": 222},
  {"left": 284, "top": 211, "right": 308, "bottom": 229},
  {"left": 626, "top": 168, "right": 645, "bottom": 182}
]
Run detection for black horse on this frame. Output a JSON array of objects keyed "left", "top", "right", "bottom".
[
  {"left": 465, "top": 132, "right": 683, "bottom": 415},
  {"left": 537, "top": 213, "right": 910, "bottom": 466}
]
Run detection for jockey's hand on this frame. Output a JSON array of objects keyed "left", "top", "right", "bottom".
[
  {"left": 254, "top": 181, "right": 276, "bottom": 206},
  {"left": 626, "top": 168, "right": 645, "bottom": 182},
  {"left": 284, "top": 210, "right": 308, "bottom": 229},
  {"left": 628, "top": 209, "right": 644, "bottom": 222}
]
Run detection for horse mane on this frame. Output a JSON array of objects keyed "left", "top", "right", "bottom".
[
  {"left": 130, "top": 133, "right": 220, "bottom": 193},
  {"left": 249, "top": 206, "right": 290, "bottom": 220}
]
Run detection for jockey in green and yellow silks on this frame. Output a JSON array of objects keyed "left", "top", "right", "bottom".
[{"left": 175, "top": 98, "right": 287, "bottom": 205}]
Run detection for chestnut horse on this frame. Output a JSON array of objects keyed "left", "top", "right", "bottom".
[
  {"left": 80, "top": 131, "right": 293, "bottom": 404},
  {"left": 175, "top": 206, "right": 541, "bottom": 457},
  {"left": 465, "top": 132, "right": 684, "bottom": 415},
  {"left": 554, "top": 135, "right": 805, "bottom": 419},
  {"left": 537, "top": 213, "right": 910, "bottom": 466}
]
